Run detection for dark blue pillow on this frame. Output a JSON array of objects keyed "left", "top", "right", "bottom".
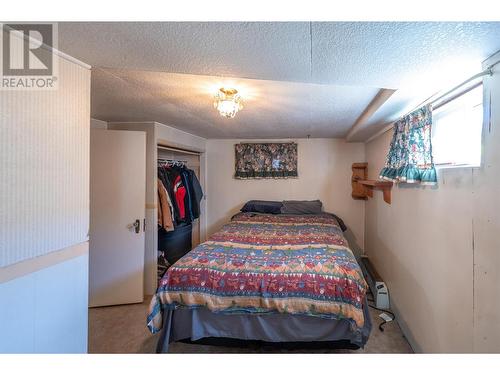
[{"left": 240, "top": 200, "right": 283, "bottom": 214}]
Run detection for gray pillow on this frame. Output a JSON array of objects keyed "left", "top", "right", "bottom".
[{"left": 281, "top": 200, "right": 323, "bottom": 214}]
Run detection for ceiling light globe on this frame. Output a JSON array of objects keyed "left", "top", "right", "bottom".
[{"left": 214, "top": 87, "right": 243, "bottom": 118}]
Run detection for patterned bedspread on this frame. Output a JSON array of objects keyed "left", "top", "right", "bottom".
[{"left": 147, "top": 212, "right": 368, "bottom": 334}]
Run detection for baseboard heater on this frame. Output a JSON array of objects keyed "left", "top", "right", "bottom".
[{"left": 359, "top": 256, "right": 390, "bottom": 309}]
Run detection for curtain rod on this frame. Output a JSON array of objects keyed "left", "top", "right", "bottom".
[
  {"left": 428, "top": 67, "right": 493, "bottom": 108},
  {"left": 408, "top": 65, "right": 494, "bottom": 115},
  {"left": 366, "top": 61, "right": 499, "bottom": 144},
  {"left": 433, "top": 81, "right": 482, "bottom": 111}
]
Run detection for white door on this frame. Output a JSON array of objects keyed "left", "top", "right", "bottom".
[{"left": 89, "top": 129, "right": 146, "bottom": 307}]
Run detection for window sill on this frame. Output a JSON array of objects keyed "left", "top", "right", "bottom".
[{"left": 435, "top": 163, "right": 481, "bottom": 170}]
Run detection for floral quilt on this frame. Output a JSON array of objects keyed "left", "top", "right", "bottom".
[{"left": 147, "top": 213, "right": 368, "bottom": 334}]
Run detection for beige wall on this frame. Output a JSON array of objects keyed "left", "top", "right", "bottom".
[
  {"left": 364, "top": 52, "right": 500, "bottom": 353},
  {"left": 365, "top": 131, "right": 474, "bottom": 353},
  {"left": 0, "top": 44, "right": 91, "bottom": 352},
  {"left": 1, "top": 55, "right": 91, "bottom": 267},
  {"left": 206, "top": 138, "right": 366, "bottom": 253},
  {"left": 472, "top": 52, "right": 500, "bottom": 352}
]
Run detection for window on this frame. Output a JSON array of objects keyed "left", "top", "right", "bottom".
[{"left": 431, "top": 84, "right": 483, "bottom": 168}]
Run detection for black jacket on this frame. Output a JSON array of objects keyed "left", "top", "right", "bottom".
[{"left": 186, "top": 169, "right": 203, "bottom": 219}]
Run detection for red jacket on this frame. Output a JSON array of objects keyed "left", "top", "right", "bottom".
[{"left": 173, "top": 175, "right": 186, "bottom": 219}]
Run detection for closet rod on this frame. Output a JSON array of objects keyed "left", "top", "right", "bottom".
[
  {"left": 158, "top": 158, "right": 188, "bottom": 164},
  {"left": 157, "top": 144, "right": 201, "bottom": 156}
]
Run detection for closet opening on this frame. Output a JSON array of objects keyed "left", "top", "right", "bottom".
[{"left": 156, "top": 144, "right": 203, "bottom": 283}]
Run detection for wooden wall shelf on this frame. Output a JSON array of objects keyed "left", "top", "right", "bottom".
[
  {"left": 351, "top": 163, "right": 393, "bottom": 204},
  {"left": 359, "top": 179, "right": 393, "bottom": 204},
  {"left": 358, "top": 180, "right": 393, "bottom": 188}
]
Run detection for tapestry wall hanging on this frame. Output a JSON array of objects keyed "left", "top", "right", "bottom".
[{"left": 234, "top": 142, "right": 298, "bottom": 179}]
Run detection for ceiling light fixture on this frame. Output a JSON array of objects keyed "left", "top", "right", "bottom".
[{"left": 214, "top": 87, "right": 243, "bottom": 118}]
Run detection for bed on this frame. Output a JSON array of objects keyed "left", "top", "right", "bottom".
[{"left": 147, "top": 211, "right": 371, "bottom": 352}]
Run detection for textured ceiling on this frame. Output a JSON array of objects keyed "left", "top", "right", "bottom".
[
  {"left": 58, "top": 22, "right": 500, "bottom": 140},
  {"left": 91, "top": 68, "right": 379, "bottom": 138},
  {"left": 59, "top": 22, "right": 312, "bottom": 82}
]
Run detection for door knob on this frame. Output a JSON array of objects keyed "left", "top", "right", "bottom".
[{"left": 133, "top": 219, "right": 140, "bottom": 234}]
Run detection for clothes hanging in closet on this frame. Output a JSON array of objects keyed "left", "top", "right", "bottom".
[
  {"left": 157, "top": 162, "right": 203, "bottom": 228},
  {"left": 173, "top": 175, "right": 187, "bottom": 220},
  {"left": 157, "top": 178, "right": 175, "bottom": 232},
  {"left": 186, "top": 169, "right": 203, "bottom": 219}
]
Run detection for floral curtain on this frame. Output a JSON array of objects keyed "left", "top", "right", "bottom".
[
  {"left": 235, "top": 142, "right": 298, "bottom": 179},
  {"left": 379, "top": 104, "right": 437, "bottom": 185}
]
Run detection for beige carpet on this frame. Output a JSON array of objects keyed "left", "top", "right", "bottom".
[{"left": 88, "top": 296, "right": 413, "bottom": 353}]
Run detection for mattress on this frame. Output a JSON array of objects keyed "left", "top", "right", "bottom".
[{"left": 147, "top": 212, "right": 370, "bottom": 351}]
